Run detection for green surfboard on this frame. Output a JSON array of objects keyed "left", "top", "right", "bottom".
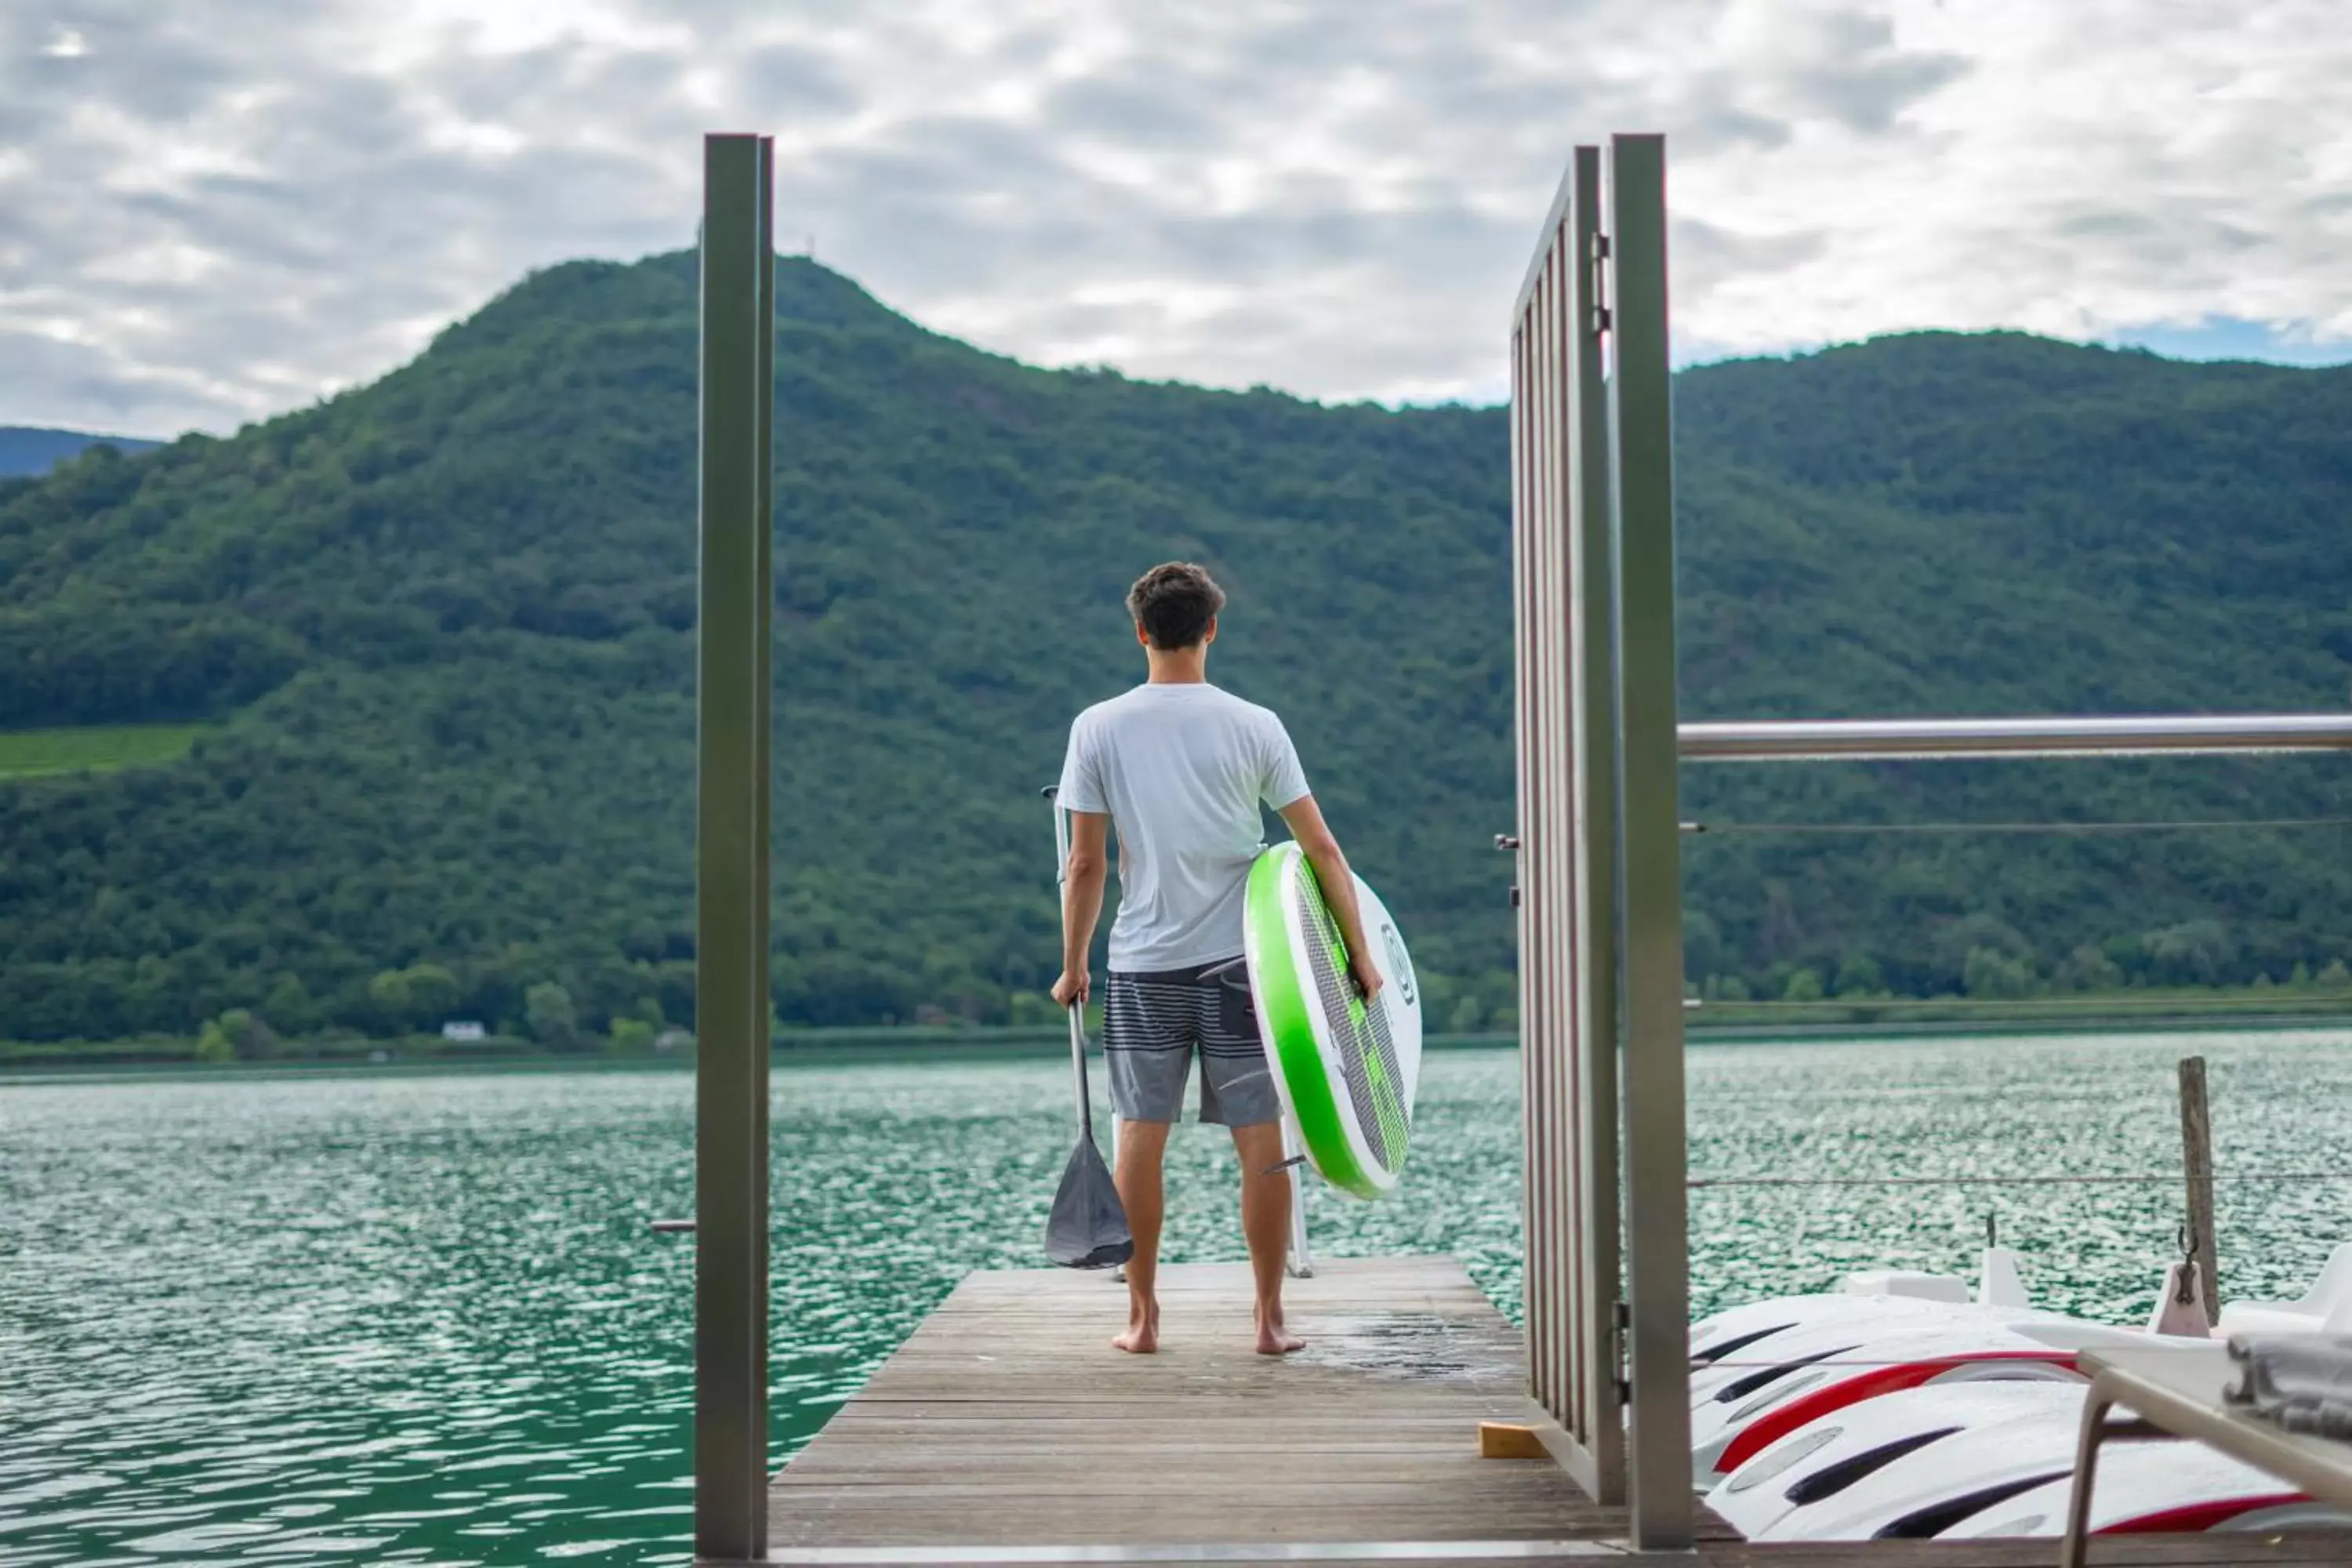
[{"left": 1243, "top": 842, "right": 1424, "bottom": 1199}]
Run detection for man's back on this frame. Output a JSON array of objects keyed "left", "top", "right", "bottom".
[{"left": 1057, "top": 682, "right": 1308, "bottom": 972}]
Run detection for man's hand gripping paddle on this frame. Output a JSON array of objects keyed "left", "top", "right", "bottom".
[{"left": 1042, "top": 786, "right": 1134, "bottom": 1269}]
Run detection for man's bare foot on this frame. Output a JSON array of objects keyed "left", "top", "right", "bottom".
[
  {"left": 1112, "top": 1300, "right": 1160, "bottom": 1354},
  {"left": 1254, "top": 1308, "right": 1305, "bottom": 1356}
]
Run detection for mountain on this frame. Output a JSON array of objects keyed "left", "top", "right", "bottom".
[
  {"left": 2, "top": 252, "right": 2350, "bottom": 1046},
  {"left": 0, "top": 426, "right": 162, "bottom": 478}
]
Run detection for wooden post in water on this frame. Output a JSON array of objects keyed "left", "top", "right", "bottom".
[{"left": 2179, "top": 1054, "right": 2218, "bottom": 1330}]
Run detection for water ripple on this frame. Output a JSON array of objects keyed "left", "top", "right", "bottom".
[{"left": 1, "top": 1031, "right": 2345, "bottom": 1562}]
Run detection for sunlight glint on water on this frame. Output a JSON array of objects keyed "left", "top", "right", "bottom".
[{"left": 2, "top": 1031, "right": 2347, "bottom": 1563}]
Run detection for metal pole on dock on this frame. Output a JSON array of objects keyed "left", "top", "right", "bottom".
[
  {"left": 1565, "top": 143, "right": 1625, "bottom": 1508},
  {"left": 1509, "top": 160, "right": 1569, "bottom": 1490},
  {"left": 1606, "top": 132, "right": 1694, "bottom": 1552},
  {"left": 2179, "top": 1055, "right": 2219, "bottom": 1330},
  {"left": 695, "top": 130, "right": 775, "bottom": 1568}
]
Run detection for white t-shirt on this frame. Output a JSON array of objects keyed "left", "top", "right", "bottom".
[{"left": 1056, "top": 682, "right": 1311, "bottom": 973}]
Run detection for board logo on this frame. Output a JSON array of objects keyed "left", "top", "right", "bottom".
[{"left": 1380, "top": 923, "right": 1415, "bottom": 1007}]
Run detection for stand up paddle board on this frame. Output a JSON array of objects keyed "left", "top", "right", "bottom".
[{"left": 1243, "top": 842, "right": 1423, "bottom": 1199}]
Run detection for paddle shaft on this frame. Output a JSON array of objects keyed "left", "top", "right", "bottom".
[{"left": 1047, "top": 786, "right": 1094, "bottom": 1139}]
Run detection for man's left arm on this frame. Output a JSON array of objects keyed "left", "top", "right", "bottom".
[{"left": 1053, "top": 810, "right": 1109, "bottom": 1007}]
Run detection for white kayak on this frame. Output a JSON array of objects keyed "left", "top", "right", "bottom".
[
  {"left": 1711, "top": 1381, "right": 2085, "bottom": 1539},
  {"left": 1938, "top": 1436, "right": 2351, "bottom": 1540},
  {"left": 1693, "top": 1240, "right": 2352, "bottom": 1544}
]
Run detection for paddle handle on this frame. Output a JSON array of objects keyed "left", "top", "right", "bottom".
[
  {"left": 1066, "top": 1001, "right": 1093, "bottom": 1140},
  {"left": 1047, "top": 785, "right": 1094, "bottom": 1139}
]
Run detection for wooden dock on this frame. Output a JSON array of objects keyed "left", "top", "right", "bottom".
[{"left": 766, "top": 1255, "right": 2351, "bottom": 1566}]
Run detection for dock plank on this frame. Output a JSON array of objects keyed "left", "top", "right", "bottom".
[
  {"left": 771, "top": 1257, "right": 1635, "bottom": 1552},
  {"left": 766, "top": 1254, "right": 2351, "bottom": 1565}
]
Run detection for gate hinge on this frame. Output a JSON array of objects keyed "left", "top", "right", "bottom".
[
  {"left": 1612, "top": 1298, "right": 1632, "bottom": 1406},
  {"left": 1590, "top": 232, "right": 1613, "bottom": 336}
]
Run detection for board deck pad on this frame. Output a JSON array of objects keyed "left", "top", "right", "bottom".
[{"left": 1243, "top": 843, "right": 1423, "bottom": 1198}]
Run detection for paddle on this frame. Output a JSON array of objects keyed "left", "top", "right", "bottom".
[{"left": 1043, "top": 787, "right": 1134, "bottom": 1270}]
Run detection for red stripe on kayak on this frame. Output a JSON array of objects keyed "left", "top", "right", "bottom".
[
  {"left": 1715, "top": 1351, "right": 2081, "bottom": 1475},
  {"left": 2100, "top": 1493, "right": 2308, "bottom": 1534}
]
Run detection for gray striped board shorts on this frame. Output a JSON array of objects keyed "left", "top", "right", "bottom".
[{"left": 1102, "top": 958, "right": 1283, "bottom": 1127}]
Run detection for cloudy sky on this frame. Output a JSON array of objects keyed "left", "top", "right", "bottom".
[{"left": 4, "top": 0, "right": 2348, "bottom": 437}]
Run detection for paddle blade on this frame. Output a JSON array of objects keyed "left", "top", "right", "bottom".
[{"left": 1044, "top": 1134, "right": 1133, "bottom": 1269}]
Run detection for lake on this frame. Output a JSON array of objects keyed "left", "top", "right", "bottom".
[{"left": 3, "top": 1030, "right": 2348, "bottom": 1564}]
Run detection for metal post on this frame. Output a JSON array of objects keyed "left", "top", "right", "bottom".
[
  {"left": 1565, "top": 143, "right": 1625, "bottom": 1507},
  {"left": 750, "top": 133, "right": 776, "bottom": 1539},
  {"left": 2179, "top": 1056, "right": 2218, "bottom": 1329},
  {"left": 695, "top": 130, "right": 774, "bottom": 1568},
  {"left": 1510, "top": 192, "right": 1538, "bottom": 1436},
  {"left": 1512, "top": 160, "right": 1576, "bottom": 1479},
  {"left": 1606, "top": 132, "right": 1692, "bottom": 1551},
  {"left": 1110, "top": 1112, "right": 1126, "bottom": 1284},
  {"left": 1283, "top": 1119, "right": 1315, "bottom": 1277},
  {"left": 1527, "top": 186, "right": 1567, "bottom": 1457}
]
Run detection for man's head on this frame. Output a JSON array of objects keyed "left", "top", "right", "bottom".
[{"left": 1126, "top": 561, "right": 1225, "bottom": 652}]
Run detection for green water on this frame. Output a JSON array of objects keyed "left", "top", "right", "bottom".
[{"left": 4, "top": 1031, "right": 2348, "bottom": 1564}]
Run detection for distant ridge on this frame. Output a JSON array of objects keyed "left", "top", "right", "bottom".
[{"left": 0, "top": 426, "right": 162, "bottom": 478}]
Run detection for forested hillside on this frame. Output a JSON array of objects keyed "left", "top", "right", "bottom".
[{"left": 2, "top": 252, "right": 2350, "bottom": 1046}]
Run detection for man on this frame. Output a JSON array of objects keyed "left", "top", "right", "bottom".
[{"left": 1053, "top": 561, "right": 1381, "bottom": 1356}]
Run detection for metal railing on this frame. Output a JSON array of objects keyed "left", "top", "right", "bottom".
[
  {"left": 1679, "top": 713, "right": 2352, "bottom": 762},
  {"left": 1669, "top": 720, "right": 2350, "bottom": 1356}
]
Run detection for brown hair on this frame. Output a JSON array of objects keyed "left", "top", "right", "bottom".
[{"left": 1126, "top": 561, "right": 1227, "bottom": 650}]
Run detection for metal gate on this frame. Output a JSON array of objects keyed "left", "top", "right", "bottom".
[{"left": 1508, "top": 133, "right": 1692, "bottom": 1550}]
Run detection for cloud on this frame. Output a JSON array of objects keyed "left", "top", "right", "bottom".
[{"left": 0, "top": 0, "right": 2343, "bottom": 437}]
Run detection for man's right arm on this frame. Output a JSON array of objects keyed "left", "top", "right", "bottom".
[
  {"left": 1274, "top": 794, "right": 1384, "bottom": 1005},
  {"left": 1054, "top": 810, "right": 1109, "bottom": 1007},
  {"left": 1052, "top": 717, "right": 1109, "bottom": 1009}
]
